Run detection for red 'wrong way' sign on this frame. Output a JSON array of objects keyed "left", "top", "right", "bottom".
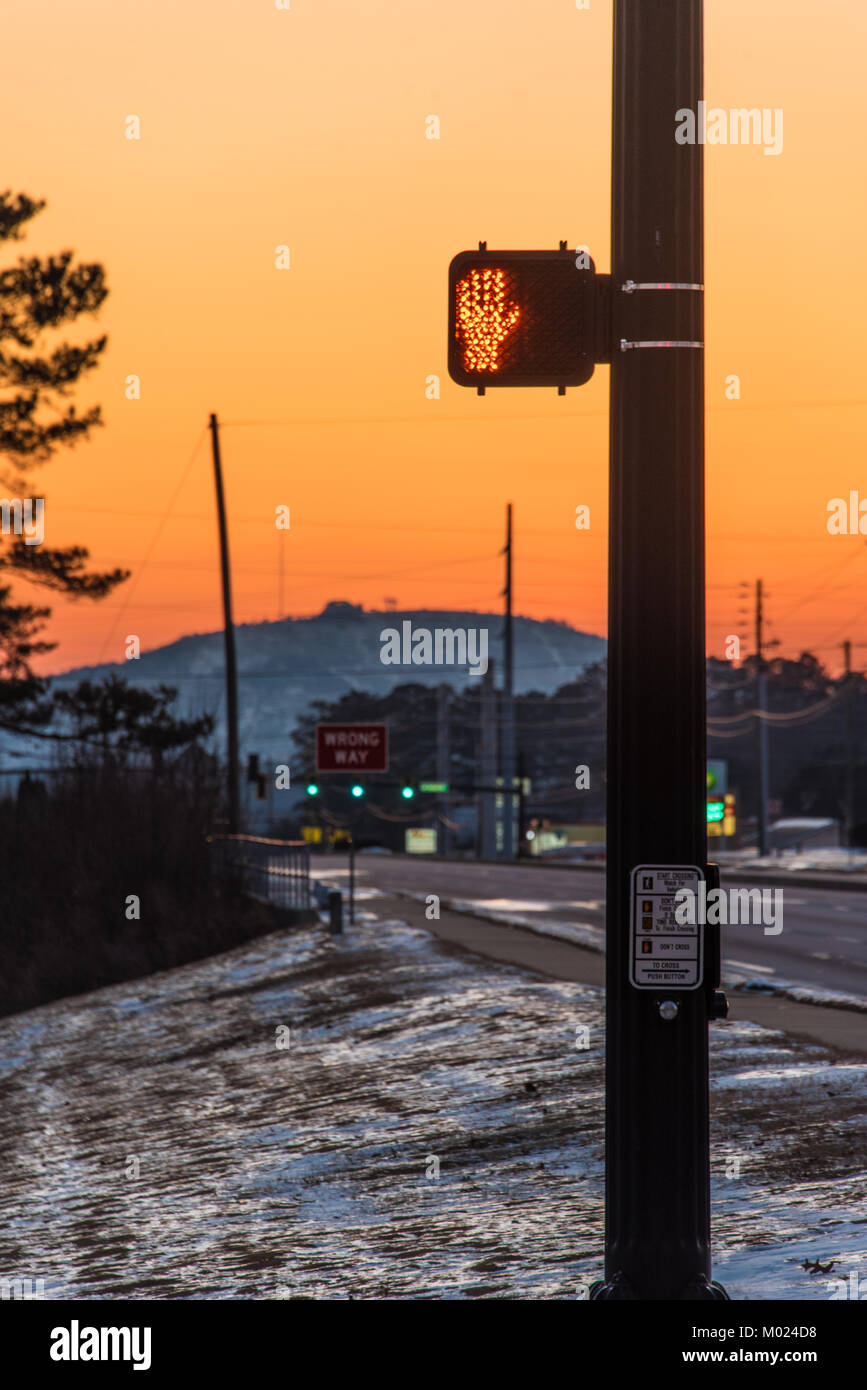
[{"left": 315, "top": 723, "right": 389, "bottom": 773}]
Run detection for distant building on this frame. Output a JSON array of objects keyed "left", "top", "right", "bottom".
[{"left": 768, "top": 818, "right": 840, "bottom": 852}]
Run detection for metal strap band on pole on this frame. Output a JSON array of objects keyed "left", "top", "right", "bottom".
[
  {"left": 620, "top": 339, "right": 704, "bottom": 351},
  {"left": 621, "top": 280, "right": 704, "bottom": 293}
]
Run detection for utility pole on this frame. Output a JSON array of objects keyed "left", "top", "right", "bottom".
[
  {"left": 278, "top": 528, "right": 285, "bottom": 620},
  {"left": 843, "top": 639, "right": 856, "bottom": 848},
  {"left": 209, "top": 412, "right": 241, "bottom": 835},
  {"left": 501, "top": 502, "right": 517, "bottom": 859},
  {"left": 436, "top": 685, "right": 451, "bottom": 857},
  {"left": 516, "top": 748, "right": 527, "bottom": 856},
  {"left": 595, "top": 0, "right": 727, "bottom": 1301},
  {"left": 478, "top": 661, "right": 498, "bottom": 859},
  {"left": 755, "top": 578, "right": 770, "bottom": 857}
]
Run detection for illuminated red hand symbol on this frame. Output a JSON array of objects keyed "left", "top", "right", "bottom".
[{"left": 456, "top": 268, "right": 520, "bottom": 373}]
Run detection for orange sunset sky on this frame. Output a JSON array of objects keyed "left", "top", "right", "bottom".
[{"left": 4, "top": 0, "right": 867, "bottom": 676}]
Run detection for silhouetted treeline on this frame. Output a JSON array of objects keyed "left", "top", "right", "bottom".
[
  {"left": 289, "top": 652, "right": 863, "bottom": 843},
  {"left": 707, "top": 653, "right": 867, "bottom": 836},
  {"left": 0, "top": 750, "right": 281, "bottom": 1017}
]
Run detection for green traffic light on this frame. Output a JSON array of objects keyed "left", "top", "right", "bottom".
[
  {"left": 305, "top": 782, "right": 319, "bottom": 796},
  {"left": 401, "top": 785, "right": 415, "bottom": 799},
  {"left": 350, "top": 784, "right": 364, "bottom": 798}
]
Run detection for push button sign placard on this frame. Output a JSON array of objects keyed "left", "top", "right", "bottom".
[{"left": 629, "top": 865, "right": 704, "bottom": 990}]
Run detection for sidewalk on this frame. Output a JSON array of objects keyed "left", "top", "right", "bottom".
[{"left": 367, "top": 891, "right": 867, "bottom": 1057}]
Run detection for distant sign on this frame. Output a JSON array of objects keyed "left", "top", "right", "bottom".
[
  {"left": 708, "top": 792, "right": 737, "bottom": 838},
  {"left": 706, "top": 759, "right": 727, "bottom": 795},
  {"left": 419, "top": 781, "right": 449, "bottom": 793},
  {"left": 629, "top": 864, "right": 703, "bottom": 990},
  {"left": 406, "top": 828, "right": 437, "bottom": 854},
  {"left": 315, "top": 723, "right": 388, "bottom": 773},
  {"left": 529, "top": 828, "right": 568, "bottom": 856}
]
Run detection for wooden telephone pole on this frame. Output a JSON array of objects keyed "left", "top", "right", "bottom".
[{"left": 209, "top": 412, "right": 241, "bottom": 835}]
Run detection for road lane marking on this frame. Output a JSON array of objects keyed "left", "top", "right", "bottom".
[
  {"left": 725, "top": 959, "right": 775, "bottom": 974},
  {"left": 461, "top": 898, "right": 603, "bottom": 913}
]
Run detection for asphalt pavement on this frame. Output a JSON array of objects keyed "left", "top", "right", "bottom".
[{"left": 318, "top": 854, "right": 867, "bottom": 1002}]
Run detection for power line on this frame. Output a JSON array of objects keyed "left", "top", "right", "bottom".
[
  {"left": 774, "top": 543, "right": 867, "bottom": 623},
  {"left": 707, "top": 688, "right": 841, "bottom": 729},
  {"left": 93, "top": 427, "right": 208, "bottom": 666},
  {"left": 213, "top": 396, "right": 867, "bottom": 430}
]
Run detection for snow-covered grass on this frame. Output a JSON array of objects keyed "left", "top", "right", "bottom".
[{"left": 0, "top": 915, "right": 863, "bottom": 1300}]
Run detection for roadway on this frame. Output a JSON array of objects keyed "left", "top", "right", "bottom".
[{"left": 319, "top": 854, "right": 867, "bottom": 1001}]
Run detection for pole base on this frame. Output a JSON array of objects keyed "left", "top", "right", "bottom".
[
  {"left": 589, "top": 1273, "right": 730, "bottom": 1300},
  {"left": 589, "top": 1273, "right": 636, "bottom": 1300},
  {"left": 680, "top": 1274, "right": 730, "bottom": 1300}
]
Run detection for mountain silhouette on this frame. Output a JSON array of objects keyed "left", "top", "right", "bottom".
[{"left": 45, "top": 601, "right": 606, "bottom": 764}]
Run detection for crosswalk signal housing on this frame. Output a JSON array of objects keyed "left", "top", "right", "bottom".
[{"left": 448, "top": 247, "right": 598, "bottom": 389}]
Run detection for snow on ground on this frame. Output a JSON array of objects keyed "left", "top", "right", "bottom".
[
  {"left": 0, "top": 915, "right": 864, "bottom": 1300},
  {"left": 398, "top": 889, "right": 607, "bottom": 953},
  {"left": 718, "top": 848, "right": 867, "bottom": 875},
  {"left": 395, "top": 890, "right": 867, "bottom": 1015},
  {"left": 732, "top": 977, "right": 867, "bottom": 1014}
]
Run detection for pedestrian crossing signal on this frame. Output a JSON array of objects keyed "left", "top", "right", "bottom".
[{"left": 448, "top": 247, "right": 600, "bottom": 389}]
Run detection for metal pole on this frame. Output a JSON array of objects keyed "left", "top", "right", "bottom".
[
  {"left": 596, "top": 0, "right": 727, "bottom": 1301},
  {"left": 348, "top": 831, "right": 355, "bottom": 924},
  {"left": 501, "top": 502, "right": 516, "bottom": 858},
  {"left": 756, "top": 578, "right": 770, "bottom": 856},
  {"left": 209, "top": 412, "right": 241, "bottom": 835},
  {"left": 843, "top": 639, "right": 855, "bottom": 847},
  {"left": 436, "top": 685, "right": 451, "bottom": 857}
]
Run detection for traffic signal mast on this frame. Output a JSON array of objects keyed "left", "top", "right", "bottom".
[{"left": 446, "top": 0, "right": 726, "bottom": 1302}]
